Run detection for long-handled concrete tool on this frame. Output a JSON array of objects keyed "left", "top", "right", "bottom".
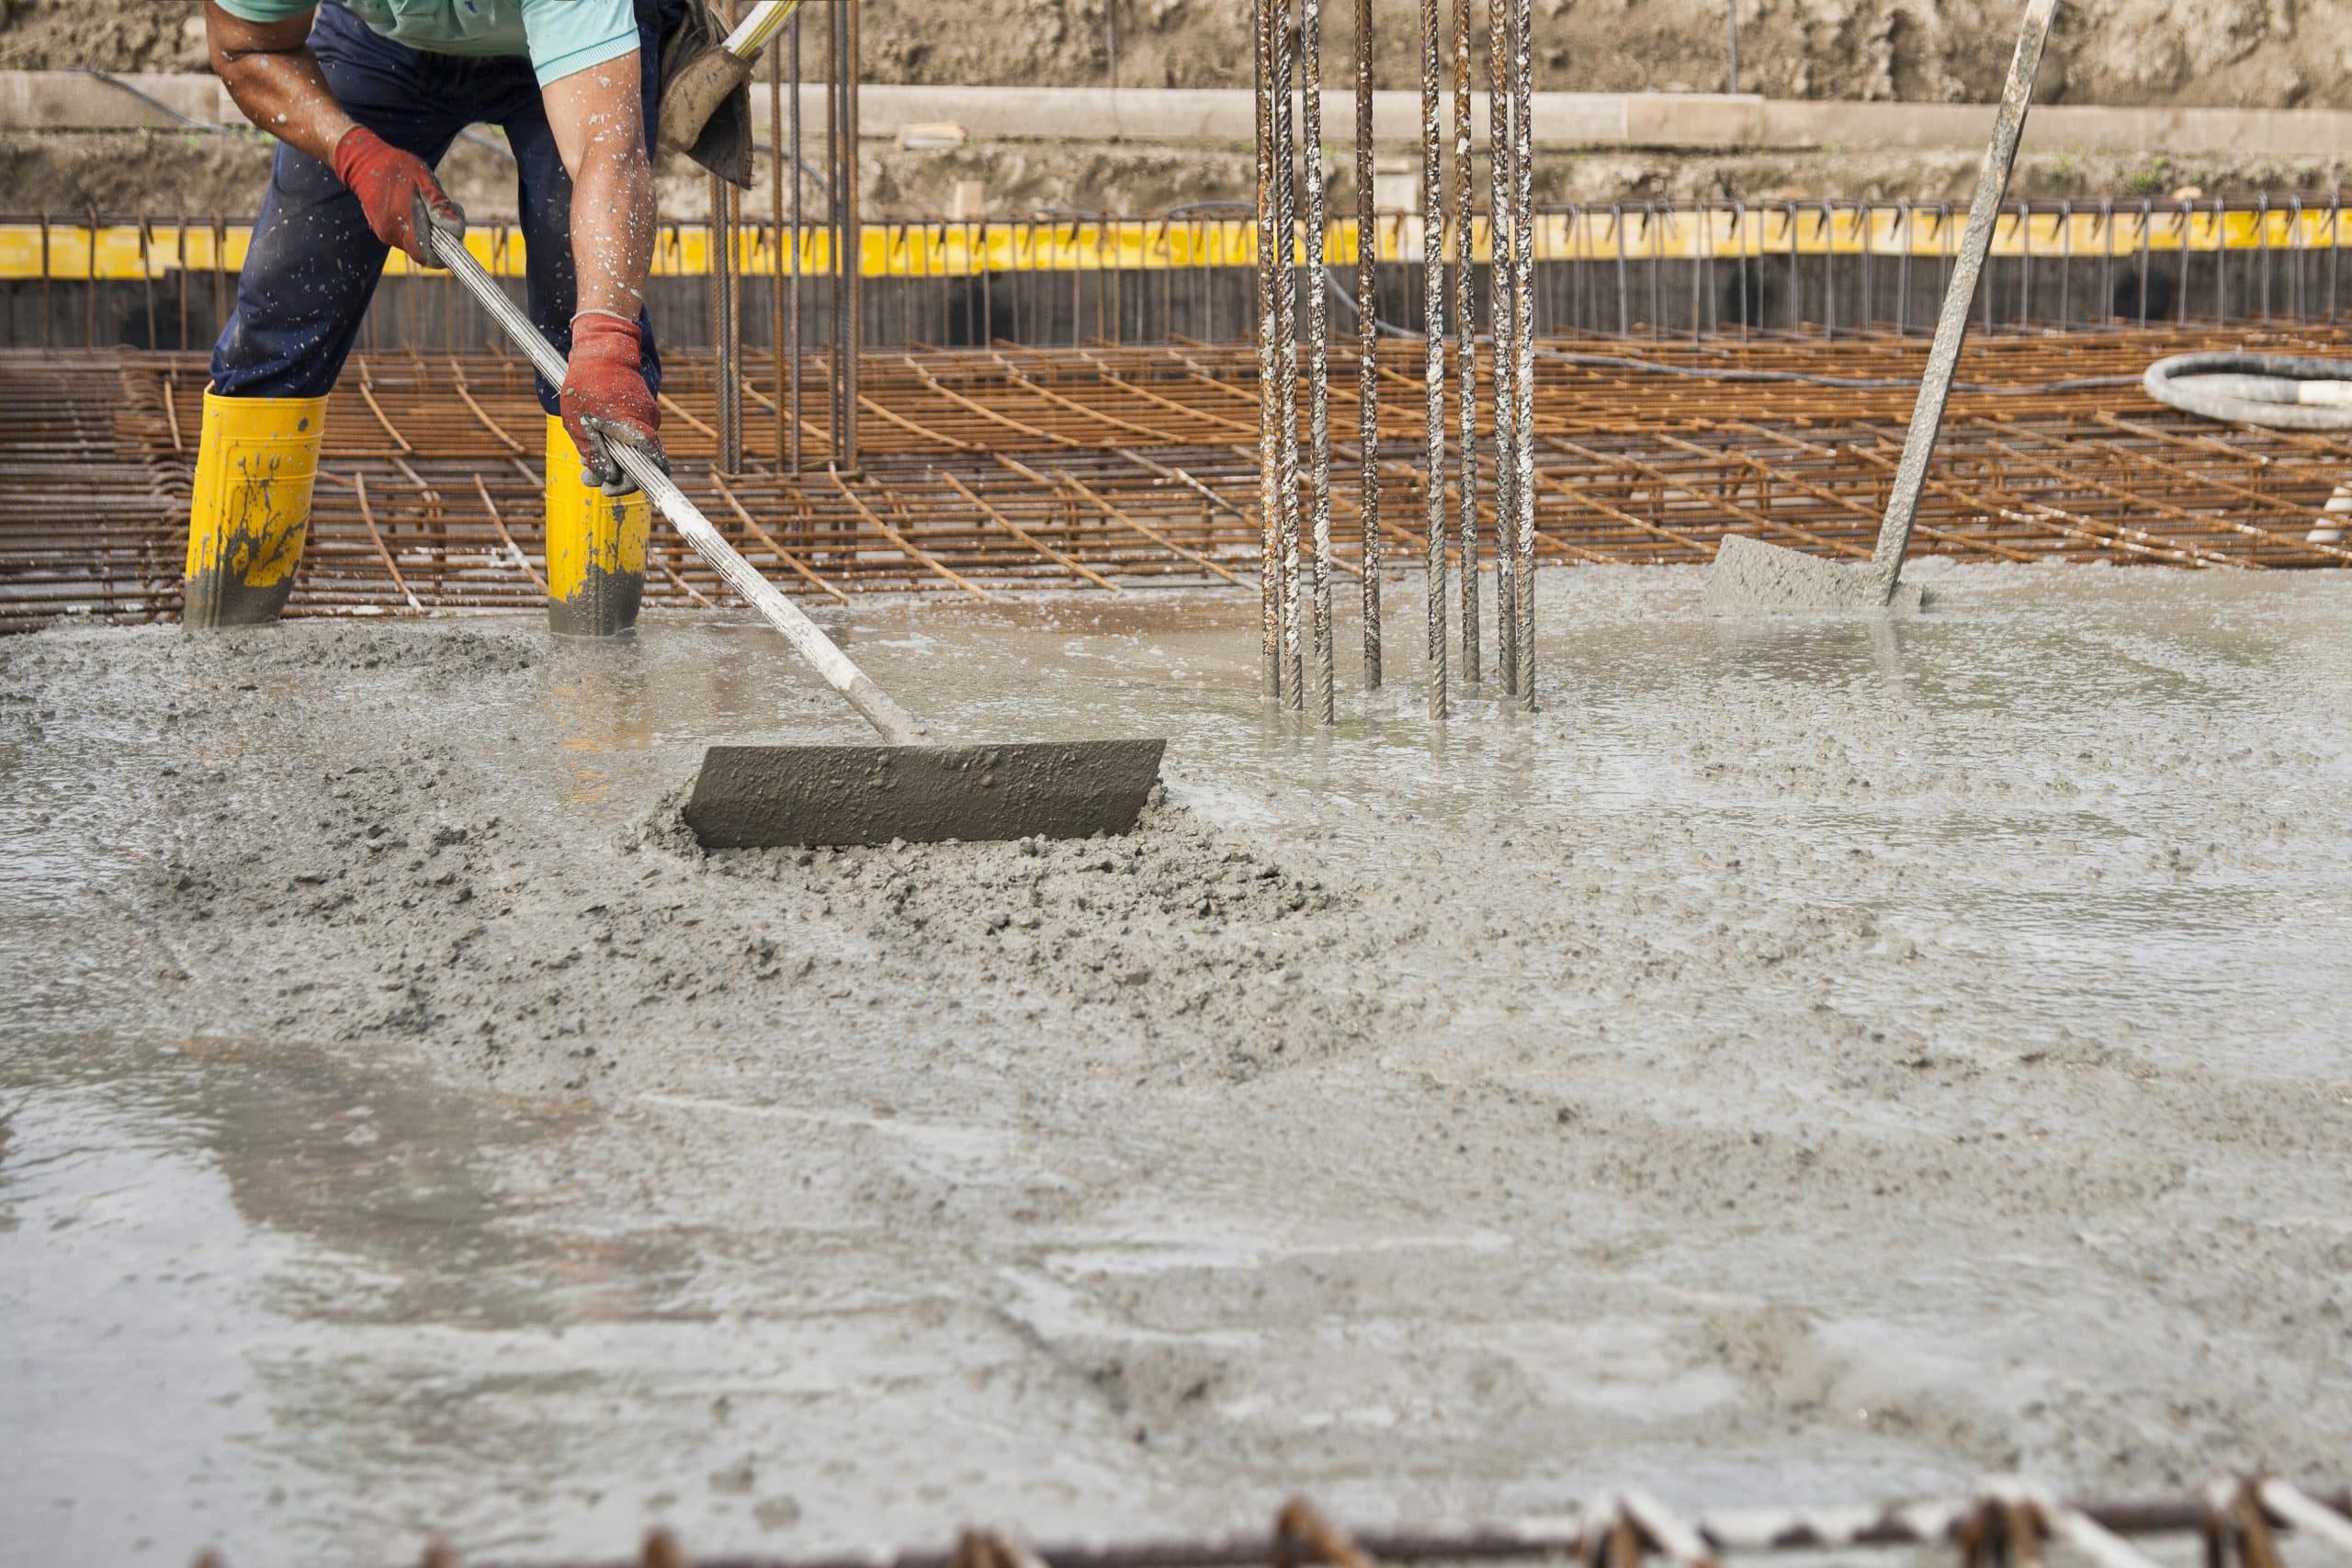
[
  {"left": 657, "top": 0, "right": 803, "bottom": 160},
  {"left": 427, "top": 220, "right": 1165, "bottom": 848},
  {"left": 1704, "top": 0, "right": 2059, "bottom": 615}
]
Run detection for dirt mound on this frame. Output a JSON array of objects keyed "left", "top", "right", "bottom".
[
  {"left": 8, "top": 129, "right": 2338, "bottom": 221},
  {"left": 0, "top": 0, "right": 209, "bottom": 73},
  {"left": 867, "top": 0, "right": 2351, "bottom": 107},
  {"left": 6, "top": 0, "right": 2347, "bottom": 107}
]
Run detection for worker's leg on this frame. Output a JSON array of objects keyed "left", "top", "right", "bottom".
[
  {"left": 493, "top": 0, "right": 676, "bottom": 637},
  {"left": 187, "top": 5, "right": 468, "bottom": 628}
]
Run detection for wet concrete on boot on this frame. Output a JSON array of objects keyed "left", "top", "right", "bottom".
[
  {"left": 547, "top": 556, "right": 647, "bottom": 640},
  {"left": 4, "top": 564, "right": 2350, "bottom": 1565}
]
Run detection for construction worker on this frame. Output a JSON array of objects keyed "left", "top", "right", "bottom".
[{"left": 184, "top": 0, "right": 682, "bottom": 637}]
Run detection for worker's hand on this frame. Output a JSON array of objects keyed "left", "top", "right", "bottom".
[
  {"left": 330, "top": 125, "right": 464, "bottom": 266},
  {"left": 561, "top": 311, "right": 667, "bottom": 496}
]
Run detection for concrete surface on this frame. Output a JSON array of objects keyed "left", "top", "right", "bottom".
[{"left": 4, "top": 565, "right": 2351, "bottom": 1567}]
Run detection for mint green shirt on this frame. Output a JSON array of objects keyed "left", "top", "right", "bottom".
[{"left": 213, "top": 0, "right": 641, "bottom": 86}]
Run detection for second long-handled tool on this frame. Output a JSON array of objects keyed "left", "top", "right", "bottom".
[
  {"left": 1704, "top": 0, "right": 2059, "bottom": 615},
  {"left": 428, "top": 219, "right": 1165, "bottom": 848}
]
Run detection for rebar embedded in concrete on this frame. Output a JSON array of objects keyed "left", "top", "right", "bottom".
[
  {"left": 1300, "top": 0, "right": 1337, "bottom": 722},
  {"left": 1354, "top": 0, "right": 1382, "bottom": 693},
  {"left": 1419, "top": 0, "right": 1449, "bottom": 718},
  {"left": 1449, "top": 0, "right": 1479, "bottom": 688},
  {"left": 1272, "top": 6, "right": 1306, "bottom": 711},
  {"left": 1254, "top": 0, "right": 1283, "bottom": 702},
  {"left": 1508, "top": 0, "right": 1537, "bottom": 707}
]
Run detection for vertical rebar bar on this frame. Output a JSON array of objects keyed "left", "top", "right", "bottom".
[
  {"left": 1255, "top": 0, "right": 1283, "bottom": 702},
  {"left": 842, "top": 0, "right": 863, "bottom": 468},
  {"left": 1355, "top": 0, "right": 1381, "bottom": 692},
  {"left": 1487, "top": 0, "right": 1517, "bottom": 695},
  {"left": 788, "top": 11, "right": 804, "bottom": 470},
  {"left": 714, "top": 0, "right": 744, "bottom": 472},
  {"left": 768, "top": 41, "right": 788, "bottom": 470},
  {"left": 1274, "top": 5, "right": 1306, "bottom": 708},
  {"left": 1509, "top": 0, "right": 1535, "bottom": 708},
  {"left": 1453, "top": 0, "right": 1478, "bottom": 686},
  {"left": 1302, "top": 0, "right": 1337, "bottom": 721},
  {"left": 717, "top": 179, "right": 744, "bottom": 470},
  {"left": 825, "top": 1, "right": 843, "bottom": 463},
  {"left": 1419, "top": 0, "right": 1448, "bottom": 716}
]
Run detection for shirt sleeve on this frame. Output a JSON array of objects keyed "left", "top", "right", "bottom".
[
  {"left": 522, "top": 0, "right": 644, "bottom": 86},
  {"left": 211, "top": 0, "right": 319, "bottom": 21}
]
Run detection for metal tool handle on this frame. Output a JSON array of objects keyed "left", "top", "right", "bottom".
[
  {"left": 723, "top": 0, "right": 804, "bottom": 62},
  {"left": 426, "top": 220, "right": 924, "bottom": 747},
  {"left": 1871, "top": 0, "right": 2059, "bottom": 582}
]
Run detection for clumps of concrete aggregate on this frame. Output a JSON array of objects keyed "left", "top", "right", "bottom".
[{"left": 134, "top": 694, "right": 1414, "bottom": 1090}]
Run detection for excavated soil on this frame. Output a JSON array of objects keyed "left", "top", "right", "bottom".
[
  {"left": 5, "top": 567, "right": 2351, "bottom": 1566},
  {"left": 6, "top": 0, "right": 2350, "bottom": 107},
  {"left": 7, "top": 129, "right": 2337, "bottom": 220}
]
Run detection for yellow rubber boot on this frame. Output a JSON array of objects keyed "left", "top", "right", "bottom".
[
  {"left": 183, "top": 391, "right": 329, "bottom": 629},
  {"left": 545, "top": 415, "right": 649, "bottom": 637}
]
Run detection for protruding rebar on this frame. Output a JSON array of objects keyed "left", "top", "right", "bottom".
[
  {"left": 825, "top": 0, "right": 844, "bottom": 465},
  {"left": 1452, "top": 0, "right": 1478, "bottom": 686},
  {"left": 1255, "top": 0, "right": 1284, "bottom": 703},
  {"left": 1509, "top": 0, "right": 1536, "bottom": 707},
  {"left": 711, "top": 172, "right": 743, "bottom": 471},
  {"left": 1419, "top": 0, "right": 1448, "bottom": 717},
  {"left": 1354, "top": 0, "right": 1381, "bottom": 692},
  {"left": 1301, "top": 0, "right": 1337, "bottom": 722},
  {"left": 1487, "top": 0, "right": 1517, "bottom": 695},
  {"left": 786, "top": 11, "right": 804, "bottom": 471},
  {"left": 768, "top": 39, "right": 788, "bottom": 471},
  {"left": 715, "top": 0, "right": 744, "bottom": 475},
  {"left": 1273, "top": 8, "right": 1306, "bottom": 710},
  {"left": 841, "top": 0, "right": 863, "bottom": 470}
]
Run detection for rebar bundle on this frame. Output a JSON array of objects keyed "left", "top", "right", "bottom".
[{"left": 1254, "top": 0, "right": 1542, "bottom": 719}]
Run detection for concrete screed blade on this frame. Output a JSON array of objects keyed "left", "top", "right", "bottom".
[
  {"left": 1703, "top": 534, "right": 1928, "bottom": 615},
  {"left": 683, "top": 739, "right": 1169, "bottom": 848}
]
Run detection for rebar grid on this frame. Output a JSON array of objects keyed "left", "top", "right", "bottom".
[
  {"left": 188, "top": 1476, "right": 2352, "bottom": 1568},
  {"left": 8, "top": 329, "right": 2352, "bottom": 632}
]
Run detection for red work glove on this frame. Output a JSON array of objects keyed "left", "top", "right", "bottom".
[
  {"left": 330, "top": 125, "right": 463, "bottom": 266},
  {"left": 560, "top": 311, "right": 666, "bottom": 495}
]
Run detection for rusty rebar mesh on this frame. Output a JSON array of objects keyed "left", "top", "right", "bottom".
[
  {"left": 6, "top": 328, "right": 2352, "bottom": 631},
  {"left": 236, "top": 1478, "right": 2352, "bottom": 1568}
]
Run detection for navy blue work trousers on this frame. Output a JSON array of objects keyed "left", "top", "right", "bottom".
[{"left": 210, "top": 0, "right": 679, "bottom": 416}]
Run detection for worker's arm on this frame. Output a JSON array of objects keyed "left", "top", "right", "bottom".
[
  {"left": 202, "top": 0, "right": 461, "bottom": 263},
  {"left": 541, "top": 55, "right": 663, "bottom": 480},
  {"left": 203, "top": 1, "right": 347, "bottom": 162}
]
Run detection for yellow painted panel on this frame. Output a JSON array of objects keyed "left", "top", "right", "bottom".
[{"left": 4, "top": 208, "right": 2346, "bottom": 281}]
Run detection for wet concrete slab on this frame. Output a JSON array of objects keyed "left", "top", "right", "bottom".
[{"left": 4, "top": 564, "right": 2351, "bottom": 1566}]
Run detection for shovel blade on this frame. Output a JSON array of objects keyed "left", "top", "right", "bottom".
[
  {"left": 1704, "top": 534, "right": 1925, "bottom": 614},
  {"left": 684, "top": 739, "right": 1167, "bottom": 849}
]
